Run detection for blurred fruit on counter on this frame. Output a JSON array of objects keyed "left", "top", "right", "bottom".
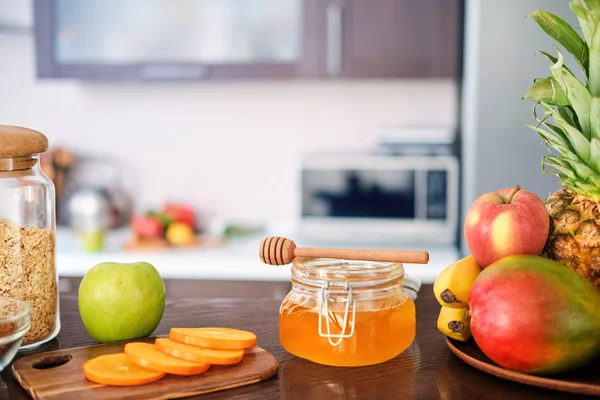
[
  {"left": 163, "top": 203, "right": 196, "bottom": 229},
  {"left": 124, "top": 204, "right": 266, "bottom": 252},
  {"left": 206, "top": 217, "right": 265, "bottom": 239},
  {"left": 147, "top": 211, "right": 173, "bottom": 228},
  {"left": 165, "top": 222, "right": 196, "bottom": 246},
  {"left": 131, "top": 215, "right": 165, "bottom": 240},
  {"left": 222, "top": 223, "right": 264, "bottom": 239},
  {"left": 81, "top": 229, "right": 107, "bottom": 253},
  {"left": 126, "top": 202, "right": 209, "bottom": 251},
  {"left": 125, "top": 235, "right": 171, "bottom": 252},
  {"left": 67, "top": 187, "right": 112, "bottom": 253}
]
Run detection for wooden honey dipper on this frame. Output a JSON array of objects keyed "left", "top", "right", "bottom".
[{"left": 259, "top": 236, "right": 429, "bottom": 266}]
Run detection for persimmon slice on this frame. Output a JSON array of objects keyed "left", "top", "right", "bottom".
[
  {"left": 83, "top": 353, "right": 166, "bottom": 386},
  {"left": 124, "top": 342, "right": 211, "bottom": 376},
  {"left": 170, "top": 327, "right": 257, "bottom": 350},
  {"left": 155, "top": 338, "right": 244, "bottom": 365}
]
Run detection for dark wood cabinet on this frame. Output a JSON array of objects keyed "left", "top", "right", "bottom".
[
  {"left": 34, "top": 0, "right": 463, "bottom": 81},
  {"left": 301, "top": 0, "right": 463, "bottom": 79},
  {"left": 335, "top": 0, "right": 463, "bottom": 78}
]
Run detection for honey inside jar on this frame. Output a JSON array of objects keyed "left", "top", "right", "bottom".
[{"left": 279, "top": 258, "right": 416, "bottom": 367}]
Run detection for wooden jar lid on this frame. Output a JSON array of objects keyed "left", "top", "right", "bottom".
[{"left": 0, "top": 125, "right": 49, "bottom": 157}]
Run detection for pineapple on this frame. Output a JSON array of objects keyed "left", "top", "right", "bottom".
[{"left": 524, "top": 1, "right": 600, "bottom": 285}]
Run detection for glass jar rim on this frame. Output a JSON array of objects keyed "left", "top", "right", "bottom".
[{"left": 291, "top": 257, "right": 404, "bottom": 289}]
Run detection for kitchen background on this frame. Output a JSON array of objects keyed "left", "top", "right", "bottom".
[{"left": 0, "top": 0, "right": 572, "bottom": 286}]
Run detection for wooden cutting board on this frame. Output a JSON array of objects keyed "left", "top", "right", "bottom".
[{"left": 12, "top": 337, "right": 278, "bottom": 400}]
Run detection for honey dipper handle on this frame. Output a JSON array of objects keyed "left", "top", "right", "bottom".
[{"left": 293, "top": 247, "right": 429, "bottom": 264}]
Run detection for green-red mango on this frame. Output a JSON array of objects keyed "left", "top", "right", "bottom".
[{"left": 469, "top": 255, "right": 600, "bottom": 375}]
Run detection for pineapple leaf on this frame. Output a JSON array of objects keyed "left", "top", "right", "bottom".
[
  {"left": 523, "top": 76, "right": 569, "bottom": 105},
  {"left": 532, "top": 102, "right": 544, "bottom": 123},
  {"left": 585, "top": 172, "right": 600, "bottom": 186},
  {"left": 529, "top": 10, "right": 588, "bottom": 74},
  {"left": 539, "top": 51, "right": 576, "bottom": 76},
  {"left": 557, "top": 173, "right": 581, "bottom": 186},
  {"left": 556, "top": 173, "right": 571, "bottom": 181},
  {"left": 540, "top": 51, "right": 559, "bottom": 64},
  {"left": 569, "top": 1, "right": 586, "bottom": 19},
  {"left": 569, "top": 0, "right": 600, "bottom": 45},
  {"left": 550, "top": 49, "right": 592, "bottom": 138},
  {"left": 544, "top": 123, "right": 579, "bottom": 152},
  {"left": 562, "top": 155, "right": 596, "bottom": 178},
  {"left": 543, "top": 154, "right": 598, "bottom": 194},
  {"left": 557, "top": 106, "right": 581, "bottom": 130},
  {"left": 542, "top": 155, "right": 578, "bottom": 180},
  {"left": 589, "top": 137, "right": 600, "bottom": 171},
  {"left": 574, "top": 180, "right": 599, "bottom": 192},
  {"left": 591, "top": 97, "right": 600, "bottom": 139},
  {"left": 525, "top": 124, "right": 573, "bottom": 156},
  {"left": 589, "top": 18, "right": 600, "bottom": 96},
  {"left": 541, "top": 102, "right": 591, "bottom": 162}
]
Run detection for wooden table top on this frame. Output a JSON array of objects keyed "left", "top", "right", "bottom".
[{"left": 1, "top": 278, "right": 593, "bottom": 400}]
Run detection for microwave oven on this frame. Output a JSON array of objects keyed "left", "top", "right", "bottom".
[{"left": 297, "top": 152, "right": 459, "bottom": 246}]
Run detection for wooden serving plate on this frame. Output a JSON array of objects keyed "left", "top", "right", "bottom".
[
  {"left": 12, "top": 337, "right": 278, "bottom": 400},
  {"left": 446, "top": 337, "right": 600, "bottom": 396}
]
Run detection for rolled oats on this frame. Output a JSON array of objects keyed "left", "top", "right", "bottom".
[
  {"left": 0, "top": 219, "right": 57, "bottom": 345},
  {"left": 0, "top": 319, "right": 19, "bottom": 361}
]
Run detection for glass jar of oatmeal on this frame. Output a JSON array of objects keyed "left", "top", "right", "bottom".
[
  {"left": 0, "top": 125, "right": 60, "bottom": 348},
  {"left": 279, "top": 257, "right": 417, "bottom": 367}
]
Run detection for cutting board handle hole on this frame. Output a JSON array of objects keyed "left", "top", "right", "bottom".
[{"left": 32, "top": 354, "right": 73, "bottom": 370}]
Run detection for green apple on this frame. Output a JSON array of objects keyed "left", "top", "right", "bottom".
[
  {"left": 80, "top": 229, "right": 105, "bottom": 253},
  {"left": 78, "top": 261, "right": 166, "bottom": 343}
]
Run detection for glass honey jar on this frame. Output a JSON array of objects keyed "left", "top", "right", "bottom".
[{"left": 279, "top": 257, "right": 416, "bottom": 367}]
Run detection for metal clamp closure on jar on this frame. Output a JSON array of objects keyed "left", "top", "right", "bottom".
[{"left": 318, "top": 280, "right": 356, "bottom": 346}]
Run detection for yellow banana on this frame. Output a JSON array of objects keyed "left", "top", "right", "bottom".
[
  {"left": 437, "top": 306, "right": 472, "bottom": 342},
  {"left": 433, "top": 255, "right": 482, "bottom": 308}
]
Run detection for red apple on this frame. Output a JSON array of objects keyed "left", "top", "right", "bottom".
[
  {"left": 163, "top": 203, "right": 196, "bottom": 229},
  {"left": 131, "top": 215, "right": 164, "bottom": 239},
  {"left": 464, "top": 185, "right": 550, "bottom": 268}
]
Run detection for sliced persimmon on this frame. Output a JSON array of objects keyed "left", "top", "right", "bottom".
[
  {"left": 155, "top": 338, "right": 244, "bottom": 365},
  {"left": 169, "top": 327, "right": 256, "bottom": 350},
  {"left": 83, "top": 353, "right": 166, "bottom": 386},
  {"left": 124, "top": 342, "right": 211, "bottom": 376}
]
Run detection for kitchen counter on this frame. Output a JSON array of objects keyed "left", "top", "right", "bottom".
[
  {"left": 55, "top": 225, "right": 460, "bottom": 284},
  {"left": 2, "top": 278, "right": 583, "bottom": 400}
]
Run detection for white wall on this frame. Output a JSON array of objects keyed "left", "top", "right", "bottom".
[{"left": 0, "top": 1, "right": 457, "bottom": 222}]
